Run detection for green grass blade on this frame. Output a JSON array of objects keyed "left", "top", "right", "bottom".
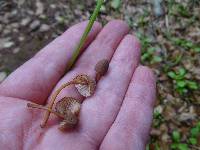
[{"left": 66, "top": 0, "right": 104, "bottom": 71}]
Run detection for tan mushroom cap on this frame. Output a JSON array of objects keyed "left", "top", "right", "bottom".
[
  {"left": 55, "top": 97, "right": 81, "bottom": 116},
  {"left": 74, "top": 75, "right": 96, "bottom": 97},
  {"left": 58, "top": 112, "right": 78, "bottom": 131},
  {"left": 95, "top": 59, "right": 109, "bottom": 76}
]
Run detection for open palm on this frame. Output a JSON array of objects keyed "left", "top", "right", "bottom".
[{"left": 0, "top": 20, "right": 156, "bottom": 150}]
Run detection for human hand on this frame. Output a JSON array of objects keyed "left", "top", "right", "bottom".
[{"left": 0, "top": 20, "right": 156, "bottom": 150}]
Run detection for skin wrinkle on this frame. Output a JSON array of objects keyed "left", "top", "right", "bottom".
[
  {"left": 91, "top": 35, "right": 141, "bottom": 147},
  {"left": 100, "top": 128, "right": 144, "bottom": 150},
  {"left": 101, "top": 117, "right": 141, "bottom": 149},
  {"left": 133, "top": 100, "right": 155, "bottom": 144},
  {"left": 117, "top": 100, "right": 151, "bottom": 144},
  {"left": 0, "top": 97, "right": 45, "bottom": 150},
  {"left": 0, "top": 62, "right": 52, "bottom": 103},
  {"left": 81, "top": 81, "right": 126, "bottom": 143},
  {"left": 80, "top": 130, "right": 99, "bottom": 149},
  {"left": 134, "top": 97, "right": 155, "bottom": 142},
  {"left": 24, "top": 110, "right": 42, "bottom": 150},
  {"left": 35, "top": 127, "right": 77, "bottom": 150},
  {"left": 100, "top": 66, "right": 156, "bottom": 150},
  {"left": 98, "top": 83, "right": 132, "bottom": 150},
  {"left": 20, "top": 122, "right": 25, "bottom": 150},
  {"left": 91, "top": 21, "right": 128, "bottom": 50},
  {"left": 126, "top": 85, "right": 153, "bottom": 107},
  {"left": 35, "top": 55, "right": 65, "bottom": 77},
  {"left": 75, "top": 22, "right": 129, "bottom": 70},
  {"left": 0, "top": 102, "right": 24, "bottom": 149},
  {"left": 97, "top": 104, "right": 124, "bottom": 147},
  {"left": 22, "top": 118, "right": 28, "bottom": 150}
]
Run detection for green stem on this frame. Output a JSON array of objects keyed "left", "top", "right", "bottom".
[{"left": 66, "top": 0, "right": 104, "bottom": 71}]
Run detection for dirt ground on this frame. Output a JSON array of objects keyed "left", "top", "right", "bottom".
[{"left": 0, "top": 0, "right": 200, "bottom": 149}]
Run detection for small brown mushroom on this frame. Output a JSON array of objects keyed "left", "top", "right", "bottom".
[
  {"left": 95, "top": 59, "right": 109, "bottom": 82},
  {"left": 58, "top": 111, "right": 78, "bottom": 131},
  {"left": 55, "top": 97, "right": 81, "bottom": 130},
  {"left": 74, "top": 75, "right": 96, "bottom": 97},
  {"left": 27, "top": 59, "right": 110, "bottom": 130},
  {"left": 27, "top": 97, "right": 81, "bottom": 131},
  {"left": 55, "top": 97, "right": 81, "bottom": 116},
  {"left": 40, "top": 75, "right": 91, "bottom": 128}
]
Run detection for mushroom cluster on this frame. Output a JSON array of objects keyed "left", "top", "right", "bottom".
[{"left": 27, "top": 59, "right": 109, "bottom": 131}]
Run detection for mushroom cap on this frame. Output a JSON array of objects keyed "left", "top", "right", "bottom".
[
  {"left": 74, "top": 75, "right": 96, "bottom": 97},
  {"left": 58, "top": 111, "right": 78, "bottom": 130},
  {"left": 95, "top": 59, "right": 109, "bottom": 76},
  {"left": 55, "top": 97, "right": 81, "bottom": 116}
]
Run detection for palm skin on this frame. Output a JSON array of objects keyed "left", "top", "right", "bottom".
[{"left": 0, "top": 20, "right": 156, "bottom": 150}]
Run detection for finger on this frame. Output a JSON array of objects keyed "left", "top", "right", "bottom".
[
  {"left": 49, "top": 20, "right": 129, "bottom": 102},
  {"left": 78, "top": 35, "right": 141, "bottom": 145},
  {"left": 27, "top": 22, "right": 130, "bottom": 149},
  {"left": 0, "top": 21, "right": 102, "bottom": 104},
  {"left": 100, "top": 66, "right": 156, "bottom": 150},
  {"left": 36, "top": 34, "right": 140, "bottom": 149}
]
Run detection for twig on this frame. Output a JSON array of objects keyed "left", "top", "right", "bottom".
[{"left": 40, "top": 81, "right": 74, "bottom": 127}]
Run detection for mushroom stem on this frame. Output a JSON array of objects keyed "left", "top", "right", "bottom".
[
  {"left": 40, "top": 80, "right": 87, "bottom": 128},
  {"left": 27, "top": 103, "right": 64, "bottom": 118},
  {"left": 40, "top": 81, "right": 74, "bottom": 128}
]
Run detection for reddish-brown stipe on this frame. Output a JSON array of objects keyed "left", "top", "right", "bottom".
[
  {"left": 27, "top": 97, "right": 81, "bottom": 130},
  {"left": 40, "top": 75, "right": 95, "bottom": 128}
]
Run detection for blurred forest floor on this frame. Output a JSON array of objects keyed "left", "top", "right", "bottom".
[{"left": 0, "top": 0, "right": 199, "bottom": 149}]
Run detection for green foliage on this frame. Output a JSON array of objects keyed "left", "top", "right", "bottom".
[
  {"left": 125, "top": 17, "right": 135, "bottom": 28},
  {"left": 146, "top": 143, "right": 161, "bottom": 150},
  {"left": 171, "top": 122, "right": 200, "bottom": 149},
  {"left": 168, "top": 68, "right": 199, "bottom": 94},
  {"left": 172, "top": 38, "right": 193, "bottom": 49},
  {"left": 111, "top": 0, "right": 121, "bottom": 10},
  {"left": 153, "top": 110, "right": 164, "bottom": 128},
  {"left": 171, "top": 143, "right": 189, "bottom": 150},
  {"left": 172, "top": 130, "right": 181, "bottom": 143},
  {"left": 168, "top": 1, "right": 190, "bottom": 17},
  {"left": 188, "top": 137, "right": 197, "bottom": 145},
  {"left": 188, "top": 121, "right": 200, "bottom": 145},
  {"left": 175, "top": 4, "right": 189, "bottom": 17},
  {"left": 155, "top": 143, "right": 161, "bottom": 150},
  {"left": 168, "top": 68, "right": 186, "bottom": 80},
  {"left": 170, "top": 37, "right": 200, "bottom": 53},
  {"left": 142, "top": 47, "right": 162, "bottom": 64},
  {"left": 171, "top": 131, "right": 189, "bottom": 150},
  {"left": 126, "top": 9, "right": 149, "bottom": 28},
  {"left": 194, "top": 47, "right": 200, "bottom": 52},
  {"left": 146, "top": 144, "right": 150, "bottom": 150},
  {"left": 136, "top": 33, "right": 162, "bottom": 64},
  {"left": 137, "top": 9, "right": 149, "bottom": 27},
  {"left": 136, "top": 33, "right": 152, "bottom": 49}
]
